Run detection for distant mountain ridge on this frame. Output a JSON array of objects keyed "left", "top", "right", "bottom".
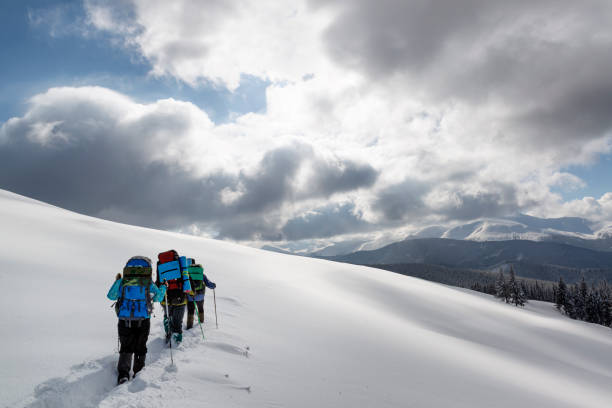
[
  {"left": 322, "top": 238, "right": 612, "bottom": 284},
  {"left": 300, "top": 214, "right": 612, "bottom": 258},
  {"left": 416, "top": 214, "right": 597, "bottom": 241}
]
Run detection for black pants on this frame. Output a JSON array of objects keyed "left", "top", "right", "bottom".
[
  {"left": 164, "top": 304, "right": 186, "bottom": 334},
  {"left": 187, "top": 299, "right": 204, "bottom": 315},
  {"left": 118, "top": 319, "right": 150, "bottom": 354},
  {"left": 117, "top": 319, "right": 150, "bottom": 380}
]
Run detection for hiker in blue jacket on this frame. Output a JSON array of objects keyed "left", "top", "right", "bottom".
[
  {"left": 185, "top": 259, "right": 216, "bottom": 330},
  {"left": 107, "top": 256, "right": 166, "bottom": 384}
]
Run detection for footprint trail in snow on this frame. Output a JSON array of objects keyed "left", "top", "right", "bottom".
[{"left": 16, "top": 297, "right": 254, "bottom": 408}]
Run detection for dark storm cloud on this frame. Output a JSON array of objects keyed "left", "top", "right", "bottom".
[
  {"left": 0, "top": 120, "right": 229, "bottom": 230},
  {"left": 371, "top": 179, "right": 532, "bottom": 224},
  {"left": 316, "top": 0, "right": 498, "bottom": 76},
  {"left": 317, "top": 0, "right": 612, "bottom": 146},
  {"left": 281, "top": 203, "right": 373, "bottom": 241},
  {"left": 372, "top": 178, "right": 430, "bottom": 221},
  {"left": 215, "top": 215, "right": 286, "bottom": 241},
  {"left": 307, "top": 159, "right": 379, "bottom": 198},
  {"left": 437, "top": 183, "right": 524, "bottom": 221},
  {"left": 233, "top": 146, "right": 305, "bottom": 214},
  {"left": 514, "top": 78, "right": 612, "bottom": 145},
  {"left": 0, "top": 89, "right": 378, "bottom": 240}
]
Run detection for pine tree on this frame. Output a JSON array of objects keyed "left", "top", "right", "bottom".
[
  {"left": 556, "top": 277, "right": 567, "bottom": 311},
  {"left": 495, "top": 270, "right": 509, "bottom": 303},
  {"left": 509, "top": 267, "right": 525, "bottom": 307},
  {"left": 520, "top": 281, "right": 528, "bottom": 306},
  {"left": 575, "top": 277, "right": 588, "bottom": 320},
  {"left": 565, "top": 285, "right": 577, "bottom": 319},
  {"left": 585, "top": 286, "right": 599, "bottom": 324},
  {"left": 599, "top": 282, "right": 612, "bottom": 327}
]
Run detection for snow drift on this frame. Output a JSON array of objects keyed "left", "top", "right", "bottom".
[{"left": 1, "top": 189, "right": 612, "bottom": 408}]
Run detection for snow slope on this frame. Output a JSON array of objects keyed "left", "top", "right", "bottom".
[{"left": 2, "top": 189, "right": 612, "bottom": 408}]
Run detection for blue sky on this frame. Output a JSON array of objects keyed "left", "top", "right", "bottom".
[
  {"left": 1, "top": 0, "right": 611, "bottom": 244},
  {"left": 562, "top": 157, "right": 612, "bottom": 201},
  {"left": 0, "top": 1, "right": 267, "bottom": 124}
]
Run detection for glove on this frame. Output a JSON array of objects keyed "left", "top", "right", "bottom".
[{"left": 210, "top": 282, "right": 216, "bottom": 289}]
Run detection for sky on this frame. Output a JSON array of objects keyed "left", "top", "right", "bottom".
[{"left": 1, "top": 0, "right": 612, "bottom": 249}]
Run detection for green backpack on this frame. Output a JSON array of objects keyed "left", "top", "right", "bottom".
[{"left": 188, "top": 264, "right": 205, "bottom": 291}]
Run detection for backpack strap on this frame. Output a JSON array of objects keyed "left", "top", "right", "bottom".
[
  {"left": 145, "top": 280, "right": 152, "bottom": 315},
  {"left": 115, "top": 282, "right": 126, "bottom": 317}
]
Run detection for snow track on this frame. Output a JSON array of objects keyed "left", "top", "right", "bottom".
[{"left": 17, "top": 298, "right": 253, "bottom": 408}]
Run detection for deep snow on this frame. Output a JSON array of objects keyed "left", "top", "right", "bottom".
[{"left": 2, "top": 189, "right": 612, "bottom": 407}]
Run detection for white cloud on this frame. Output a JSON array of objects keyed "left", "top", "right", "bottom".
[
  {"left": 7, "top": 0, "right": 612, "bottom": 243},
  {"left": 85, "top": 0, "right": 335, "bottom": 90},
  {"left": 555, "top": 193, "right": 612, "bottom": 227},
  {"left": 0, "top": 86, "right": 377, "bottom": 240}
]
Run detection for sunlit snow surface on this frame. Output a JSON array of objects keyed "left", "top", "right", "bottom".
[{"left": 1, "top": 189, "right": 612, "bottom": 407}]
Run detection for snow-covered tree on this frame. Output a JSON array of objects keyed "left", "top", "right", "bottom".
[
  {"left": 555, "top": 277, "right": 567, "bottom": 311},
  {"left": 574, "top": 277, "right": 588, "bottom": 320},
  {"left": 599, "top": 282, "right": 612, "bottom": 327},
  {"left": 495, "top": 270, "right": 509, "bottom": 303},
  {"left": 509, "top": 267, "right": 526, "bottom": 307}
]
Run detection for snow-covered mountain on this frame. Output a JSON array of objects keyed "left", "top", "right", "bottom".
[
  {"left": 282, "top": 214, "right": 607, "bottom": 259},
  {"left": 3, "top": 189, "right": 612, "bottom": 408},
  {"left": 427, "top": 214, "right": 596, "bottom": 241}
]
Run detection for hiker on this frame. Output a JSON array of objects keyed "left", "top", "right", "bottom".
[
  {"left": 185, "top": 259, "right": 216, "bottom": 330},
  {"left": 156, "top": 250, "right": 192, "bottom": 345},
  {"left": 107, "top": 256, "right": 166, "bottom": 384}
]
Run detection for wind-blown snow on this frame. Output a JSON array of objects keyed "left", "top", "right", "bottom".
[{"left": 1, "top": 189, "right": 612, "bottom": 407}]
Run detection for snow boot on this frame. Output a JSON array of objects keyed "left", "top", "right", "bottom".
[
  {"left": 186, "top": 313, "right": 194, "bottom": 330},
  {"left": 133, "top": 354, "right": 146, "bottom": 376},
  {"left": 198, "top": 311, "right": 204, "bottom": 324},
  {"left": 173, "top": 332, "right": 182, "bottom": 345},
  {"left": 117, "top": 353, "right": 132, "bottom": 384}
]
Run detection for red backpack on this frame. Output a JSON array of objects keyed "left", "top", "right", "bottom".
[
  {"left": 158, "top": 249, "right": 178, "bottom": 264},
  {"left": 158, "top": 250, "right": 182, "bottom": 290}
]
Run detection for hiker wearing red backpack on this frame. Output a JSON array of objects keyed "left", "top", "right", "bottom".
[
  {"left": 156, "top": 250, "right": 192, "bottom": 345},
  {"left": 185, "top": 259, "right": 216, "bottom": 330},
  {"left": 107, "top": 256, "right": 167, "bottom": 384}
]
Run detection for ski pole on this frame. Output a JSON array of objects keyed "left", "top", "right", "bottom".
[
  {"left": 213, "top": 289, "right": 219, "bottom": 329},
  {"left": 164, "top": 291, "right": 174, "bottom": 365},
  {"left": 193, "top": 300, "right": 205, "bottom": 340}
]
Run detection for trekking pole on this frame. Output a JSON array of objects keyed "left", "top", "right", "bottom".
[
  {"left": 193, "top": 300, "right": 205, "bottom": 341},
  {"left": 164, "top": 291, "right": 174, "bottom": 365},
  {"left": 213, "top": 289, "right": 219, "bottom": 329}
]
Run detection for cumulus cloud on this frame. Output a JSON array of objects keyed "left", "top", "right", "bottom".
[
  {"left": 372, "top": 179, "right": 430, "bottom": 222},
  {"left": 81, "top": 0, "right": 612, "bottom": 166},
  {"left": 84, "top": 0, "right": 332, "bottom": 90},
  {"left": 552, "top": 193, "right": 612, "bottom": 229},
  {"left": 318, "top": 0, "right": 612, "bottom": 151},
  {"left": 6, "top": 0, "right": 612, "bottom": 245},
  {"left": 0, "top": 87, "right": 377, "bottom": 239},
  {"left": 281, "top": 203, "right": 374, "bottom": 241},
  {"left": 434, "top": 186, "right": 523, "bottom": 222}
]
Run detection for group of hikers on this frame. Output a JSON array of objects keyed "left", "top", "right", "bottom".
[{"left": 106, "top": 249, "right": 216, "bottom": 384}]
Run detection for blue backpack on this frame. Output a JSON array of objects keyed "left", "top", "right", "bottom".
[{"left": 116, "top": 256, "right": 153, "bottom": 320}]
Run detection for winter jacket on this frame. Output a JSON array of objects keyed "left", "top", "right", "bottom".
[
  {"left": 191, "top": 274, "right": 216, "bottom": 292},
  {"left": 187, "top": 273, "right": 216, "bottom": 301}
]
